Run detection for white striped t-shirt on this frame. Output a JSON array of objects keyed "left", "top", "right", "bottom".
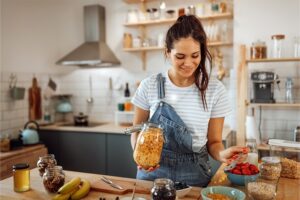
[{"left": 131, "top": 72, "right": 231, "bottom": 152}]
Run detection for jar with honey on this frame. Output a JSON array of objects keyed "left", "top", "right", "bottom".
[
  {"left": 250, "top": 40, "right": 267, "bottom": 59},
  {"left": 13, "top": 163, "right": 30, "bottom": 192}
]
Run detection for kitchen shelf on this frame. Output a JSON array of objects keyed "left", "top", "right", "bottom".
[
  {"left": 123, "top": 42, "right": 233, "bottom": 52},
  {"left": 258, "top": 144, "right": 300, "bottom": 153},
  {"left": 246, "top": 57, "right": 300, "bottom": 63},
  {"left": 248, "top": 102, "right": 300, "bottom": 108},
  {"left": 237, "top": 45, "right": 300, "bottom": 145},
  {"left": 124, "top": 12, "right": 233, "bottom": 27},
  {"left": 123, "top": 0, "right": 157, "bottom": 4}
]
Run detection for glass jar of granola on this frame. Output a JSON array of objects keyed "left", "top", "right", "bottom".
[
  {"left": 260, "top": 156, "right": 282, "bottom": 180},
  {"left": 127, "top": 123, "right": 164, "bottom": 170}
]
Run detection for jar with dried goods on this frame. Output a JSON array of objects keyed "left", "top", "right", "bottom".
[
  {"left": 260, "top": 156, "right": 282, "bottom": 180},
  {"left": 42, "top": 166, "right": 65, "bottom": 193},
  {"left": 151, "top": 178, "right": 176, "bottom": 200},
  {"left": 37, "top": 154, "right": 57, "bottom": 177},
  {"left": 126, "top": 123, "right": 164, "bottom": 170},
  {"left": 250, "top": 40, "right": 267, "bottom": 59}
]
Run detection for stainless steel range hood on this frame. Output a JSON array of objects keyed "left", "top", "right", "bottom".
[{"left": 56, "top": 5, "right": 120, "bottom": 67}]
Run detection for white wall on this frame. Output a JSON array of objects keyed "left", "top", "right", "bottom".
[
  {"left": 1, "top": 0, "right": 299, "bottom": 141},
  {"left": 234, "top": 0, "right": 300, "bottom": 140}
]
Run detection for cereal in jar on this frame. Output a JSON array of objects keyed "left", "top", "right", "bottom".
[
  {"left": 260, "top": 156, "right": 282, "bottom": 180},
  {"left": 42, "top": 165, "right": 65, "bottom": 193},
  {"left": 132, "top": 123, "right": 164, "bottom": 170}
]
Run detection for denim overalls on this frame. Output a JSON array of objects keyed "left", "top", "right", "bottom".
[{"left": 136, "top": 73, "right": 212, "bottom": 187}]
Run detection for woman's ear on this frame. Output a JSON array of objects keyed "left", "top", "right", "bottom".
[{"left": 165, "top": 48, "right": 170, "bottom": 58}]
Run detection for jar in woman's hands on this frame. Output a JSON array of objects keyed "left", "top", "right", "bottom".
[{"left": 127, "top": 123, "right": 164, "bottom": 170}]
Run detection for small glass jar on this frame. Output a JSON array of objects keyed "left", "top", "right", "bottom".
[
  {"left": 131, "top": 122, "right": 164, "bottom": 170},
  {"left": 13, "top": 163, "right": 30, "bottom": 192},
  {"left": 246, "top": 139, "right": 258, "bottom": 166},
  {"left": 271, "top": 34, "right": 285, "bottom": 58},
  {"left": 246, "top": 177, "right": 277, "bottom": 200},
  {"left": 151, "top": 178, "right": 176, "bottom": 200},
  {"left": 250, "top": 40, "right": 267, "bottom": 59},
  {"left": 260, "top": 156, "right": 282, "bottom": 180},
  {"left": 37, "top": 154, "right": 57, "bottom": 177},
  {"left": 42, "top": 165, "right": 65, "bottom": 193}
]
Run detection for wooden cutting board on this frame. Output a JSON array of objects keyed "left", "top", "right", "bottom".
[{"left": 90, "top": 176, "right": 152, "bottom": 195}]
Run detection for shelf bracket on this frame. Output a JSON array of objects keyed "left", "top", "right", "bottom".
[{"left": 141, "top": 51, "right": 146, "bottom": 70}]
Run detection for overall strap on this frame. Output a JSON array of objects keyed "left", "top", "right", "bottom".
[{"left": 156, "top": 73, "right": 166, "bottom": 99}]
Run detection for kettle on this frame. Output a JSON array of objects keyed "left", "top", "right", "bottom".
[
  {"left": 56, "top": 98, "right": 72, "bottom": 113},
  {"left": 20, "top": 121, "right": 40, "bottom": 145}
]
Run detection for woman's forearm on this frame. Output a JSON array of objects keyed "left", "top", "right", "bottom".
[{"left": 208, "top": 142, "right": 225, "bottom": 162}]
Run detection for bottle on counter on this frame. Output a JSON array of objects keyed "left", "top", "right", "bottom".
[
  {"left": 13, "top": 163, "right": 30, "bottom": 192},
  {"left": 245, "top": 138, "right": 258, "bottom": 166}
]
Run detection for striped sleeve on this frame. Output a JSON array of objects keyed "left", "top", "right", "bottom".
[
  {"left": 210, "top": 81, "right": 232, "bottom": 118},
  {"left": 131, "top": 78, "right": 150, "bottom": 110}
]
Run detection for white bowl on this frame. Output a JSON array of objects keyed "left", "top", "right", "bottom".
[{"left": 176, "top": 186, "right": 192, "bottom": 198}]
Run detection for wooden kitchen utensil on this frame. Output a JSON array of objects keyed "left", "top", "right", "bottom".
[
  {"left": 90, "top": 176, "right": 151, "bottom": 195},
  {"left": 28, "top": 77, "right": 42, "bottom": 120}
]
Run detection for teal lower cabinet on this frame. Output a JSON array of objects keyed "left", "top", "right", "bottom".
[
  {"left": 106, "top": 134, "right": 137, "bottom": 178},
  {"left": 39, "top": 130, "right": 136, "bottom": 178},
  {"left": 59, "top": 131, "right": 106, "bottom": 174}
]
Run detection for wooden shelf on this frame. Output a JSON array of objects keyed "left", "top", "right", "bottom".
[
  {"left": 124, "top": 42, "right": 233, "bottom": 52},
  {"left": 246, "top": 57, "right": 300, "bottom": 63},
  {"left": 248, "top": 102, "right": 300, "bottom": 108},
  {"left": 258, "top": 144, "right": 300, "bottom": 153},
  {"left": 124, "top": 12, "right": 233, "bottom": 27},
  {"left": 123, "top": 0, "right": 157, "bottom": 4}
]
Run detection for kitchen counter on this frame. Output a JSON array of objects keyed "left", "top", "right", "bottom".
[
  {"left": 40, "top": 122, "right": 131, "bottom": 134},
  {"left": 209, "top": 163, "right": 300, "bottom": 200},
  {"left": 40, "top": 122, "right": 232, "bottom": 139},
  {"left": 1, "top": 164, "right": 299, "bottom": 199},
  {"left": 0, "top": 168, "right": 201, "bottom": 200}
]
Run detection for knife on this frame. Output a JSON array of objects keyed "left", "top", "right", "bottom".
[{"left": 101, "top": 176, "right": 124, "bottom": 190}]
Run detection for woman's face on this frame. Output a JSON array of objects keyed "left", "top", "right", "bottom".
[{"left": 167, "top": 36, "right": 201, "bottom": 79}]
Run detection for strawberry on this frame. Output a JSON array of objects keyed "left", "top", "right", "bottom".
[{"left": 232, "top": 169, "right": 241, "bottom": 175}]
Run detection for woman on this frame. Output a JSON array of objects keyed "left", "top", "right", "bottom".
[{"left": 131, "top": 15, "right": 247, "bottom": 187}]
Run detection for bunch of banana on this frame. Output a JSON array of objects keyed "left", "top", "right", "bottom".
[{"left": 52, "top": 177, "right": 91, "bottom": 200}]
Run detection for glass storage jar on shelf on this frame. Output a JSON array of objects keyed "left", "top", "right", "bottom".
[
  {"left": 125, "top": 122, "right": 164, "bottom": 170},
  {"left": 271, "top": 34, "right": 285, "bottom": 58},
  {"left": 37, "top": 154, "right": 57, "bottom": 177},
  {"left": 42, "top": 165, "right": 65, "bottom": 193},
  {"left": 151, "top": 178, "right": 176, "bottom": 200},
  {"left": 250, "top": 40, "right": 267, "bottom": 59}
]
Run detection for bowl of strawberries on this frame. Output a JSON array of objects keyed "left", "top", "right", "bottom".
[{"left": 224, "top": 162, "right": 260, "bottom": 186}]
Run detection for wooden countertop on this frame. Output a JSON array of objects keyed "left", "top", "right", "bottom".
[
  {"left": 0, "top": 168, "right": 201, "bottom": 200},
  {"left": 1, "top": 163, "right": 298, "bottom": 199},
  {"left": 0, "top": 144, "right": 46, "bottom": 161},
  {"left": 209, "top": 163, "right": 300, "bottom": 200}
]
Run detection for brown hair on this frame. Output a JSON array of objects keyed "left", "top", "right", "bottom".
[{"left": 165, "top": 15, "right": 211, "bottom": 110}]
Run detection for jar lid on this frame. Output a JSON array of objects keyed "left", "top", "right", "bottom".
[
  {"left": 13, "top": 163, "right": 29, "bottom": 170},
  {"left": 271, "top": 34, "right": 285, "bottom": 40},
  {"left": 262, "top": 156, "right": 280, "bottom": 164}
]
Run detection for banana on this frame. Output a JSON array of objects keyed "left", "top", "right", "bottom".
[
  {"left": 70, "top": 179, "right": 91, "bottom": 200},
  {"left": 58, "top": 177, "right": 81, "bottom": 194},
  {"left": 53, "top": 186, "right": 79, "bottom": 200}
]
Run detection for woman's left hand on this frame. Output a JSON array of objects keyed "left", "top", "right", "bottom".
[{"left": 219, "top": 146, "right": 249, "bottom": 164}]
